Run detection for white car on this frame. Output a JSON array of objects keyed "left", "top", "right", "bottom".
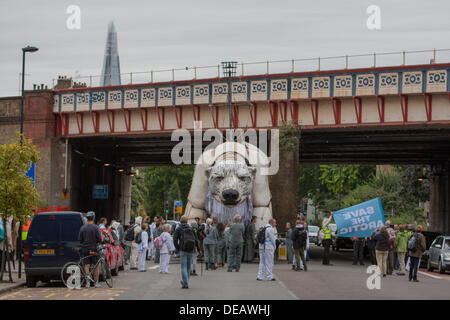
[{"left": 308, "top": 225, "right": 320, "bottom": 245}]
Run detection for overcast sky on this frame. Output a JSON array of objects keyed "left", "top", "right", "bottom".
[{"left": 1, "top": 0, "right": 450, "bottom": 96}]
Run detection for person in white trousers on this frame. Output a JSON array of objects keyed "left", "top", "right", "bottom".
[
  {"left": 138, "top": 223, "right": 149, "bottom": 272},
  {"left": 257, "top": 219, "right": 277, "bottom": 281},
  {"left": 130, "top": 216, "right": 142, "bottom": 270},
  {"left": 159, "top": 224, "right": 175, "bottom": 274}
]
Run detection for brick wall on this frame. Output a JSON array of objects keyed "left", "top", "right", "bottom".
[{"left": 0, "top": 97, "right": 21, "bottom": 144}]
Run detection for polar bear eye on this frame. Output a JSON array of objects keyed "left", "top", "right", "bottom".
[{"left": 214, "top": 175, "right": 224, "bottom": 180}]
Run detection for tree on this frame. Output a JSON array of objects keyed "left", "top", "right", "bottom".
[
  {"left": 341, "top": 170, "right": 425, "bottom": 226},
  {"left": 0, "top": 133, "right": 40, "bottom": 282},
  {"left": 131, "top": 166, "right": 194, "bottom": 219}
]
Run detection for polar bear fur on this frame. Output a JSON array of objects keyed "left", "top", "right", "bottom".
[{"left": 184, "top": 141, "right": 272, "bottom": 230}]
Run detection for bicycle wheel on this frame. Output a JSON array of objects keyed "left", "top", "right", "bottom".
[
  {"left": 61, "top": 261, "right": 86, "bottom": 289},
  {"left": 102, "top": 259, "right": 113, "bottom": 288}
]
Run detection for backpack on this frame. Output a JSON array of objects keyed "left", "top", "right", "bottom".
[
  {"left": 154, "top": 235, "right": 164, "bottom": 249},
  {"left": 0, "top": 220, "right": 4, "bottom": 241},
  {"left": 407, "top": 233, "right": 419, "bottom": 252},
  {"left": 180, "top": 227, "right": 196, "bottom": 252},
  {"left": 135, "top": 230, "right": 142, "bottom": 244},
  {"left": 296, "top": 229, "right": 307, "bottom": 247},
  {"left": 124, "top": 225, "right": 136, "bottom": 241},
  {"left": 257, "top": 226, "right": 268, "bottom": 245}
]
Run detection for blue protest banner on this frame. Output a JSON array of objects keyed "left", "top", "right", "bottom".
[
  {"left": 333, "top": 197, "right": 385, "bottom": 238},
  {"left": 26, "top": 162, "right": 35, "bottom": 187}
]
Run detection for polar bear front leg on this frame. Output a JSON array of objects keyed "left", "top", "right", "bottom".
[
  {"left": 253, "top": 203, "right": 273, "bottom": 231},
  {"left": 184, "top": 201, "right": 208, "bottom": 224}
]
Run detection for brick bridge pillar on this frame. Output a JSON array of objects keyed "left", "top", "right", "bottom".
[
  {"left": 22, "top": 89, "right": 70, "bottom": 209},
  {"left": 269, "top": 141, "right": 299, "bottom": 235},
  {"left": 429, "top": 162, "right": 450, "bottom": 234}
]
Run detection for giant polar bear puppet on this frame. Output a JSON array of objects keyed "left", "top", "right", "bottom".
[{"left": 184, "top": 141, "right": 272, "bottom": 230}]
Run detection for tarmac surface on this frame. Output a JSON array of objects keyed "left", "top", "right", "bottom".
[{"left": 0, "top": 245, "right": 449, "bottom": 300}]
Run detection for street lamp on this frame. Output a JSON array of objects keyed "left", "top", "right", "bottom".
[
  {"left": 221, "top": 61, "right": 237, "bottom": 129},
  {"left": 20, "top": 46, "right": 39, "bottom": 137},
  {"left": 18, "top": 45, "right": 38, "bottom": 280}
]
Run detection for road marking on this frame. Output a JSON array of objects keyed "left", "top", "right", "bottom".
[
  {"left": 149, "top": 266, "right": 159, "bottom": 270},
  {"left": 44, "top": 293, "right": 55, "bottom": 298},
  {"left": 418, "top": 271, "right": 442, "bottom": 279},
  {"left": 275, "top": 277, "right": 298, "bottom": 300}
]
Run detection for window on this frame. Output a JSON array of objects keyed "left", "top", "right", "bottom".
[
  {"left": 444, "top": 239, "right": 450, "bottom": 250},
  {"left": 434, "top": 237, "right": 444, "bottom": 247},
  {"left": 29, "top": 219, "right": 58, "bottom": 242},
  {"left": 61, "top": 219, "right": 83, "bottom": 241}
]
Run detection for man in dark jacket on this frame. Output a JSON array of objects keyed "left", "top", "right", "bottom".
[
  {"left": 173, "top": 216, "right": 196, "bottom": 289},
  {"left": 352, "top": 237, "right": 365, "bottom": 266},
  {"left": 291, "top": 222, "right": 308, "bottom": 271},
  {"left": 367, "top": 236, "right": 377, "bottom": 265},
  {"left": 408, "top": 225, "right": 426, "bottom": 282}
]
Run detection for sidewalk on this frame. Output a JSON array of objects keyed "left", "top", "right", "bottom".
[{"left": 0, "top": 262, "right": 26, "bottom": 295}]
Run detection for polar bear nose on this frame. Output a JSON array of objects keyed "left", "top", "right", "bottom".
[{"left": 222, "top": 189, "right": 239, "bottom": 201}]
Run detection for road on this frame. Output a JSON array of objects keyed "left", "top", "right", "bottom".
[{"left": 0, "top": 245, "right": 448, "bottom": 300}]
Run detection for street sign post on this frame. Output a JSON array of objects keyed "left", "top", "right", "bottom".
[{"left": 92, "top": 185, "right": 108, "bottom": 199}]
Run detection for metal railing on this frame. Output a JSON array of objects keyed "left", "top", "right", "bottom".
[{"left": 54, "top": 48, "right": 450, "bottom": 89}]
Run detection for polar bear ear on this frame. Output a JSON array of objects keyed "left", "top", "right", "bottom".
[
  {"left": 248, "top": 166, "right": 257, "bottom": 177},
  {"left": 205, "top": 167, "right": 212, "bottom": 178}
]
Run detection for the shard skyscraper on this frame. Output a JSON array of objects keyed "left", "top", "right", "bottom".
[{"left": 100, "top": 21, "right": 121, "bottom": 86}]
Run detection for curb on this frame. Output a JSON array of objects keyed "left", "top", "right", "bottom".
[{"left": 0, "top": 281, "right": 26, "bottom": 295}]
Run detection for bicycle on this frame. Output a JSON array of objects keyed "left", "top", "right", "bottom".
[{"left": 61, "top": 244, "right": 113, "bottom": 289}]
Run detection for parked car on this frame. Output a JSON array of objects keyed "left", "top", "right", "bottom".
[
  {"left": 100, "top": 227, "right": 124, "bottom": 276},
  {"left": 24, "top": 212, "right": 84, "bottom": 287},
  {"left": 419, "top": 231, "right": 442, "bottom": 268},
  {"left": 426, "top": 235, "right": 450, "bottom": 274},
  {"left": 167, "top": 220, "right": 180, "bottom": 235},
  {"left": 334, "top": 237, "right": 354, "bottom": 251},
  {"left": 308, "top": 225, "right": 320, "bottom": 245}
]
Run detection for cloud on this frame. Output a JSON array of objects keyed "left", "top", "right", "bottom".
[{"left": 1, "top": 0, "right": 449, "bottom": 96}]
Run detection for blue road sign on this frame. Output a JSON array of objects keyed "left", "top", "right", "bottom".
[
  {"left": 26, "top": 162, "right": 35, "bottom": 187},
  {"left": 93, "top": 185, "right": 108, "bottom": 199}
]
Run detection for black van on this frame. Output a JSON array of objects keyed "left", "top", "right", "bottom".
[{"left": 24, "top": 212, "right": 85, "bottom": 287}]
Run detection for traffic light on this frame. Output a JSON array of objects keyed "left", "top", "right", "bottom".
[{"left": 164, "top": 200, "right": 169, "bottom": 214}]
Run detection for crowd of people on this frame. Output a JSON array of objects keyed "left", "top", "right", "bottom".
[
  {"left": 282, "top": 214, "right": 428, "bottom": 283},
  {"left": 365, "top": 220, "right": 426, "bottom": 282},
  {"left": 79, "top": 211, "right": 428, "bottom": 289},
  {"left": 96, "top": 213, "right": 269, "bottom": 289}
]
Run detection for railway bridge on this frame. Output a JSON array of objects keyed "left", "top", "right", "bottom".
[{"left": 1, "top": 61, "right": 450, "bottom": 232}]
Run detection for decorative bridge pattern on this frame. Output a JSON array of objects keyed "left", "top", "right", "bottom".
[{"left": 53, "top": 63, "right": 450, "bottom": 136}]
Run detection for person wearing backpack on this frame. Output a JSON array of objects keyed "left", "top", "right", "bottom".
[
  {"left": 291, "top": 221, "right": 308, "bottom": 271},
  {"left": 408, "top": 225, "right": 426, "bottom": 282},
  {"left": 123, "top": 219, "right": 135, "bottom": 265},
  {"left": 174, "top": 216, "right": 197, "bottom": 289},
  {"left": 189, "top": 221, "right": 201, "bottom": 276},
  {"left": 158, "top": 224, "right": 175, "bottom": 274},
  {"left": 130, "top": 216, "right": 142, "bottom": 270},
  {"left": 257, "top": 218, "right": 277, "bottom": 281}
]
